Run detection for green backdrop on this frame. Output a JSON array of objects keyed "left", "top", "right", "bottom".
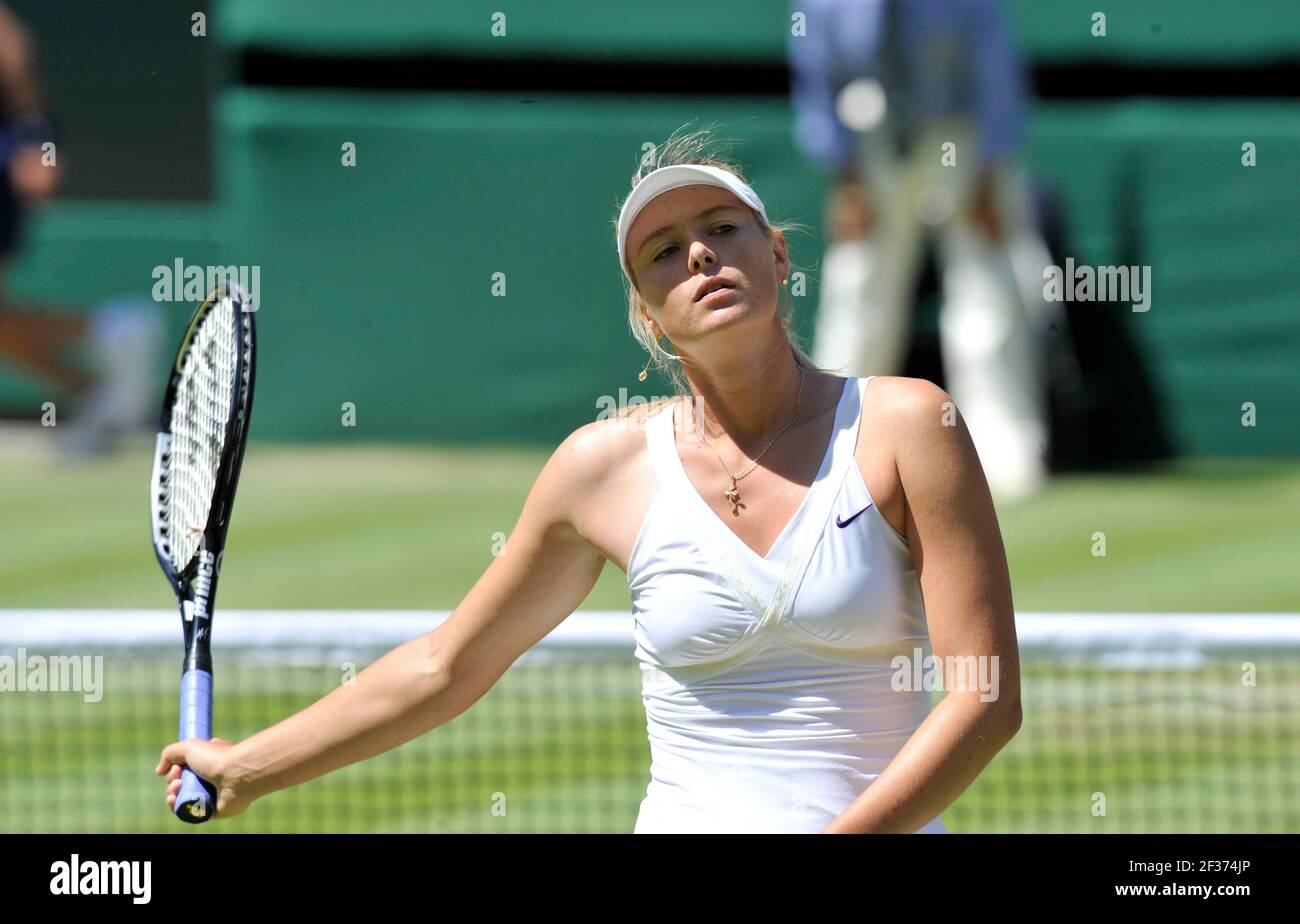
[{"left": 2, "top": 1, "right": 1297, "bottom": 455}]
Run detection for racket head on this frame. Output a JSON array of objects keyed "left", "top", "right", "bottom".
[{"left": 150, "top": 282, "right": 257, "bottom": 591}]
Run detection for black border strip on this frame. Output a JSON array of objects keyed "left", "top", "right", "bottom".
[{"left": 239, "top": 48, "right": 1300, "bottom": 99}]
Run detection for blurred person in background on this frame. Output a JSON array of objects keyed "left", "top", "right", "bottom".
[
  {"left": 0, "top": 1, "right": 162, "bottom": 456},
  {"left": 789, "top": 0, "right": 1056, "bottom": 501}
]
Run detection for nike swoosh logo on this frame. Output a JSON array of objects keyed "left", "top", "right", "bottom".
[{"left": 835, "top": 504, "right": 873, "bottom": 528}]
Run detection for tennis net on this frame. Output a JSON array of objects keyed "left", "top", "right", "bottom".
[{"left": 1, "top": 610, "right": 1297, "bottom": 833}]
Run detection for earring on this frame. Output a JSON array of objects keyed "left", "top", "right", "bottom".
[
  {"left": 639, "top": 331, "right": 682, "bottom": 379},
  {"left": 638, "top": 330, "right": 679, "bottom": 380},
  {"left": 780, "top": 318, "right": 789, "bottom": 329},
  {"left": 781, "top": 276, "right": 788, "bottom": 286},
  {"left": 639, "top": 329, "right": 661, "bottom": 381}
]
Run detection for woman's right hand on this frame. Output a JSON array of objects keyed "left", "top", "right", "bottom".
[
  {"left": 9, "top": 144, "right": 61, "bottom": 200},
  {"left": 827, "top": 177, "right": 874, "bottom": 242},
  {"left": 155, "top": 737, "right": 257, "bottom": 821}
]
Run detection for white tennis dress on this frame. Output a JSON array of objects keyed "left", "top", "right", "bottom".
[{"left": 628, "top": 375, "right": 948, "bottom": 833}]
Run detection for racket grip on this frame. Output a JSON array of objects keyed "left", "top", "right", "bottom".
[{"left": 175, "top": 669, "right": 217, "bottom": 824}]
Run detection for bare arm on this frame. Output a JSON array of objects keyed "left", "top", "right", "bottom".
[
  {"left": 0, "top": 3, "right": 44, "bottom": 119},
  {"left": 822, "top": 379, "right": 1022, "bottom": 833},
  {"left": 0, "top": 4, "right": 59, "bottom": 201},
  {"left": 157, "top": 427, "right": 610, "bottom": 818}
]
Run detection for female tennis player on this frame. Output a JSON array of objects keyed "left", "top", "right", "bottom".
[{"left": 157, "top": 126, "right": 1022, "bottom": 833}]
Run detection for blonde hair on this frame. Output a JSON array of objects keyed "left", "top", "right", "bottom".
[{"left": 612, "top": 122, "right": 824, "bottom": 420}]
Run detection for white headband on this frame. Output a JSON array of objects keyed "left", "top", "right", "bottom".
[{"left": 616, "top": 164, "right": 769, "bottom": 283}]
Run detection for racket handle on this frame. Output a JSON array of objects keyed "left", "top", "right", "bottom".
[{"left": 175, "top": 669, "right": 217, "bottom": 824}]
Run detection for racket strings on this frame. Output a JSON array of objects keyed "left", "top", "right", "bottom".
[{"left": 166, "top": 300, "right": 239, "bottom": 572}]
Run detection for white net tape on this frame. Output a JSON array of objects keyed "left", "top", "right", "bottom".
[
  {"left": 3, "top": 610, "right": 1297, "bottom": 661},
  {"left": 166, "top": 299, "right": 238, "bottom": 572}
]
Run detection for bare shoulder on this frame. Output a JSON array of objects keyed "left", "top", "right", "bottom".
[
  {"left": 537, "top": 400, "right": 668, "bottom": 567},
  {"left": 866, "top": 376, "right": 993, "bottom": 523},
  {"left": 550, "top": 401, "right": 666, "bottom": 485},
  {"left": 853, "top": 377, "right": 958, "bottom": 534},
  {"left": 863, "top": 376, "right": 980, "bottom": 494},
  {"left": 538, "top": 399, "right": 667, "bottom": 527},
  {"left": 863, "top": 375, "right": 954, "bottom": 432}
]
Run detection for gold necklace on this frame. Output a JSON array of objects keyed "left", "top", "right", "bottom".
[{"left": 692, "top": 366, "right": 805, "bottom": 516}]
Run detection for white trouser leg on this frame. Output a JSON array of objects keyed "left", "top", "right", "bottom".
[
  {"left": 812, "top": 136, "right": 923, "bottom": 378},
  {"left": 811, "top": 232, "right": 920, "bottom": 377},
  {"left": 937, "top": 218, "right": 1048, "bottom": 502},
  {"left": 995, "top": 160, "right": 1063, "bottom": 340}
]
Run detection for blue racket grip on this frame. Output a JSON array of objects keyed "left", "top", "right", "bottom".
[{"left": 175, "top": 669, "right": 217, "bottom": 823}]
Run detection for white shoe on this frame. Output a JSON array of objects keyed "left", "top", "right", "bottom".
[
  {"left": 59, "top": 296, "right": 166, "bottom": 456},
  {"left": 975, "top": 424, "right": 1048, "bottom": 504}
]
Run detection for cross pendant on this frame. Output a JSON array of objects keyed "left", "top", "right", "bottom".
[{"left": 724, "top": 477, "right": 741, "bottom": 516}]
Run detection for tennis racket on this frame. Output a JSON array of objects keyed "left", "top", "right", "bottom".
[{"left": 149, "top": 281, "right": 257, "bottom": 823}]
